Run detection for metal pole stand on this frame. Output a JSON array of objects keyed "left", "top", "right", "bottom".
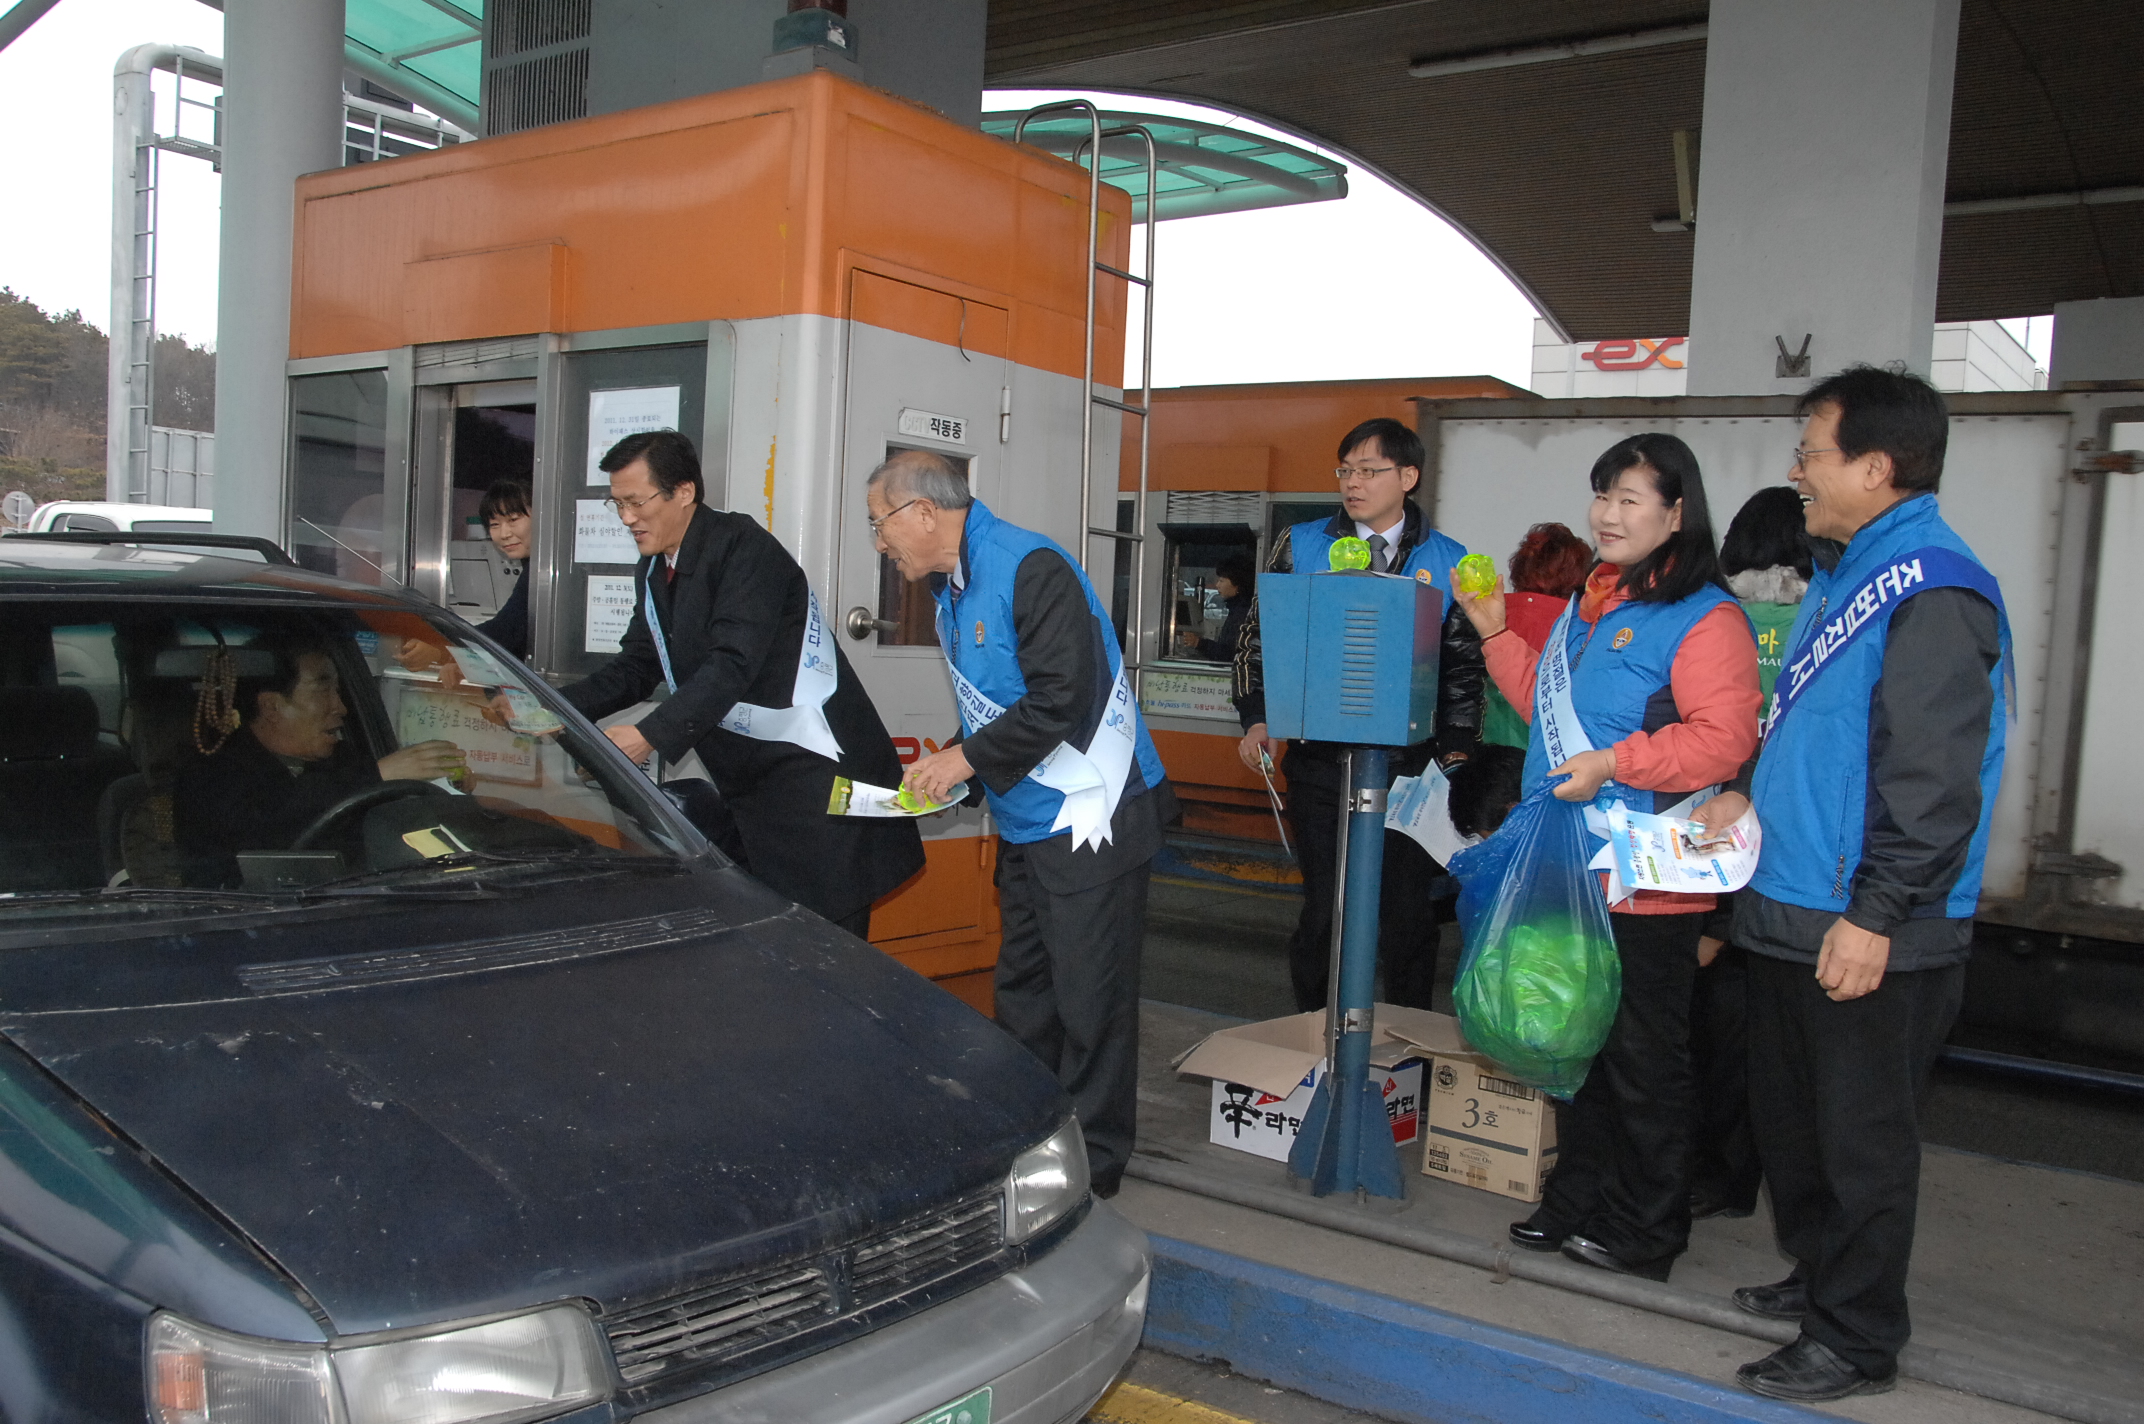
[{"left": 1287, "top": 747, "right": 1404, "bottom": 1199}]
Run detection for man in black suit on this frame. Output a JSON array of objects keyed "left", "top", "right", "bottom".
[{"left": 561, "top": 430, "right": 924, "bottom": 934}]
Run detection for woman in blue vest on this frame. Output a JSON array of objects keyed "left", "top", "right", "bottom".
[{"left": 1454, "top": 432, "right": 1762, "bottom": 1281}]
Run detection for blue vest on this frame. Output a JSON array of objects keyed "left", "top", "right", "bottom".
[
  {"left": 1292, "top": 514, "right": 1468, "bottom": 603},
  {"left": 1520, "top": 580, "right": 1741, "bottom": 812},
  {"left": 933, "top": 500, "right": 1167, "bottom": 846},
  {"left": 1750, "top": 495, "right": 2008, "bottom": 918}
]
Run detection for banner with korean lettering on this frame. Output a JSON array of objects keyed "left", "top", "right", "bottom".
[{"left": 1767, "top": 547, "right": 2005, "bottom": 736}]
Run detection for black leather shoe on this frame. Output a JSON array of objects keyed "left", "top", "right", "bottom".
[
  {"left": 1732, "top": 1277, "right": 1809, "bottom": 1320},
  {"left": 1688, "top": 1191, "right": 1756, "bottom": 1221},
  {"left": 1736, "top": 1335, "right": 1896, "bottom": 1402},
  {"left": 1560, "top": 1234, "right": 1674, "bottom": 1282},
  {"left": 1507, "top": 1219, "right": 1564, "bottom": 1252}
]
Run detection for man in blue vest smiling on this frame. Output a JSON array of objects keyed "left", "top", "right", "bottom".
[
  {"left": 870, "top": 449, "right": 1175, "bottom": 1198},
  {"left": 1233, "top": 417, "right": 1486, "bottom": 1012},
  {"left": 1694, "top": 367, "right": 2009, "bottom": 1403}
]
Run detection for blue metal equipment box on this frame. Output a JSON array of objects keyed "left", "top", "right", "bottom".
[{"left": 1259, "top": 572, "right": 1443, "bottom": 747}]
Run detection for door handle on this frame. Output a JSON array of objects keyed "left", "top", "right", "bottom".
[{"left": 846, "top": 606, "right": 898, "bottom": 640}]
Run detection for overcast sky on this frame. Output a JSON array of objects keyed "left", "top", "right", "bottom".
[{"left": 0, "top": 6, "right": 1542, "bottom": 388}]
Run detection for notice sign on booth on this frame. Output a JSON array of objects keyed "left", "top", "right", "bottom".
[
  {"left": 585, "top": 575, "right": 636, "bottom": 652},
  {"left": 897, "top": 408, "right": 967, "bottom": 445},
  {"left": 574, "top": 499, "right": 639, "bottom": 564},
  {"left": 587, "top": 386, "right": 681, "bottom": 484},
  {"left": 1140, "top": 668, "right": 1235, "bottom": 722}
]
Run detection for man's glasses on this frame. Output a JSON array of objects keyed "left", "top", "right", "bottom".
[
  {"left": 869, "top": 498, "right": 922, "bottom": 535},
  {"left": 602, "top": 489, "right": 672, "bottom": 514},
  {"left": 1791, "top": 446, "right": 1841, "bottom": 470},
  {"left": 1334, "top": 464, "right": 1400, "bottom": 484}
]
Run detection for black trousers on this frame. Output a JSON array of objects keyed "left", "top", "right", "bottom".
[
  {"left": 1285, "top": 779, "right": 1447, "bottom": 1013},
  {"left": 1688, "top": 942, "right": 1762, "bottom": 1212},
  {"left": 1746, "top": 952, "right": 1964, "bottom": 1376},
  {"left": 993, "top": 841, "right": 1150, "bottom": 1192},
  {"left": 1533, "top": 910, "right": 1703, "bottom": 1267}
]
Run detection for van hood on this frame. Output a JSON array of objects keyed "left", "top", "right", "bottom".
[{"left": 0, "top": 871, "right": 1062, "bottom": 1336}]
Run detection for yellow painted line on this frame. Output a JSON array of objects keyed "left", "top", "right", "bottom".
[
  {"left": 1087, "top": 1380, "right": 1265, "bottom": 1424},
  {"left": 1152, "top": 874, "right": 1302, "bottom": 904}
]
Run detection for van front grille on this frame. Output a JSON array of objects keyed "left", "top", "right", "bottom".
[{"left": 603, "top": 1189, "right": 1006, "bottom": 1385}]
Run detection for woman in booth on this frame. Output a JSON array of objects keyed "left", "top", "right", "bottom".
[
  {"left": 1453, "top": 433, "right": 1761, "bottom": 1282},
  {"left": 474, "top": 480, "right": 534, "bottom": 659}
]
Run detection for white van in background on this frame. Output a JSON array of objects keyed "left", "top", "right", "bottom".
[{"left": 22, "top": 500, "right": 214, "bottom": 534}]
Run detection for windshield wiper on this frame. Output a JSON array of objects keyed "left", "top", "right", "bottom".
[
  {"left": 299, "top": 847, "right": 684, "bottom": 898},
  {"left": 0, "top": 887, "right": 274, "bottom": 907}
]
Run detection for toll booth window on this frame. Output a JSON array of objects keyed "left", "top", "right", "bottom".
[
  {"left": 1160, "top": 523, "right": 1258, "bottom": 664},
  {"left": 874, "top": 447, "right": 970, "bottom": 646},
  {"left": 289, "top": 369, "right": 390, "bottom": 585}
]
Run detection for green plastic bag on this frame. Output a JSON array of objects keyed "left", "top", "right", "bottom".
[{"left": 1448, "top": 779, "right": 1621, "bottom": 1098}]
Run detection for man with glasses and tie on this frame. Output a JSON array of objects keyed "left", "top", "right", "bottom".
[
  {"left": 1234, "top": 417, "right": 1487, "bottom": 1012},
  {"left": 560, "top": 430, "right": 923, "bottom": 936}
]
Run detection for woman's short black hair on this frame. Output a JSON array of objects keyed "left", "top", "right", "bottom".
[
  {"left": 600, "top": 429, "right": 700, "bottom": 502},
  {"left": 1796, "top": 365, "right": 1948, "bottom": 493},
  {"left": 478, "top": 479, "right": 530, "bottom": 526},
  {"left": 1215, "top": 552, "right": 1256, "bottom": 591},
  {"left": 1587, "top": 432, "right": 1724, "bottom": 604},
  {"left": 1720, "top": 485, "right": 1814, "bottom": 579},
  {"left": 1336, "top": 417, "right": 1425, "bottom": 474}
]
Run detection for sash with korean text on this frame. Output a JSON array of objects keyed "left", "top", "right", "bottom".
[{"left": 645, "top": 578, "right": 844, "bottom": 761}]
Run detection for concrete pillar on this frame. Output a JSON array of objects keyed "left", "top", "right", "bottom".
[
  {"left": 2050, "top": 297, "right": 2144, "bottom": 387},
  {"left": 211, "top": 0, "right": 344, "bottom": 540},
  {"left": 1685, "top": 0, "right": 1960, "bottom": 396}
]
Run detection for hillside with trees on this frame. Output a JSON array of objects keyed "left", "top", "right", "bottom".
[{"left": 0, "top": 288, "right": 215, "bottom": 505}]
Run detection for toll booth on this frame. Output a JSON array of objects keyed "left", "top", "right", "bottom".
[
  {"left": 281, "top": 71, "right": 1134, "bottom": 1008},
  {"left": 1119, "top": 376, "right": 1523, "bottom": 853}
]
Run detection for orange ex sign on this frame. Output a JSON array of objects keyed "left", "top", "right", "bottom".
[{"left": 1582, "top": 337, "right": 1685, "bottom": 371}]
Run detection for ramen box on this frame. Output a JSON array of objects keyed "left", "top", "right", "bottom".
[{"left": 1174, "top": 1005, "right": 1433, "bottom": 1164}]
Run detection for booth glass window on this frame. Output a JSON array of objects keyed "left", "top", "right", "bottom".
[
  {"left": 289, "top": 369, "right": 390, "bottom": 585},
  {"left": 874, "top": 446, "right": 969, "bottom": 647},
  {"left": 1160, "top": 522, "right": 1258, "bottom": 665}
]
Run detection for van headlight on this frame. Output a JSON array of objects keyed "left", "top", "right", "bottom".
[
  {"left": 1004, "top": 1117, "right": 1090, "bottom": 1244},
  {"left": 148, "top": 1305, "right": 611, "bottom": 1424}
]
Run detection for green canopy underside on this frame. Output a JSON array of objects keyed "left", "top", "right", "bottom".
[
  {"left": 345, "top": 0, "right": 482, "bottom": 127},
  {"left": 979, "top": 110, "right": 1346, "bottom": 221}
]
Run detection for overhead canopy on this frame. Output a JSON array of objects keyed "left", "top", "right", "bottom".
[
  {"left": 979, "top": 109, "right": 1346, "bottom": 220},
  {"left": 983, "top": 1, "right": 2142, "bottom": 339},
  {"left": 342, "top": 0, "right": 480, "bottom": 128}
]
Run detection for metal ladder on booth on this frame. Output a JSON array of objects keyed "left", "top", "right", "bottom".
[{"left": 1012, "top": 102, "right": 1160, "bottom": 687}]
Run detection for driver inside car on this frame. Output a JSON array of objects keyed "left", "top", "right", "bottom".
[{"left": 173, "top": 634, "right": 465, "bottom": 886}]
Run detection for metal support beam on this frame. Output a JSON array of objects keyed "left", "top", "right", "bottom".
[
  {"left": 212, "top": 0, "right": 345, "bottom": 543},
  {"left": 0, "top": 0, "right": 61, "bottom": 55}
]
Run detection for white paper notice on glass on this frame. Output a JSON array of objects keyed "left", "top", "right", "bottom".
[
  {"left": 574, "top": 499, "right": 639, "bottom": 565},
  {"left": 585, "top": 575, "right": 637, "bottom": 654},
  {"left": 587, "top": 386, "right": 681, "bottom": 484}
]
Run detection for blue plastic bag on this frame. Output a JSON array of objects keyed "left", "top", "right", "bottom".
[{"left": 1448, "top": 778, "right": 1622, "bottom": 1098}]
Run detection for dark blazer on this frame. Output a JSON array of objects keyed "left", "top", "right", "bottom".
[
  {"left": 475, "top": 568, "right": 529, "bottom": 658},
  {"left": 172, "top": 731, "right": 379, "bottom": 887},
  {"left": 561, "top": 504, "right": 924, "bottom": 922}
]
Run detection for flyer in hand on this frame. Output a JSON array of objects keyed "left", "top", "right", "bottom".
[
  {"left": 827, "top": 776, "right": 954, "bottom": 818},
  {"left": 1603, "top": 801, "right": 1761, "bottom": 894}
]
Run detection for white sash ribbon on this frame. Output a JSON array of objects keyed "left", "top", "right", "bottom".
[
  {"left": 947, "top": 659, "right": 1138, "bottom": 852},
  {"left": 646, "top": 579, "right": 844, "bottom": 762},
  {"left": 1535, "top": 599, "right": 1715, "bottom": 905}
]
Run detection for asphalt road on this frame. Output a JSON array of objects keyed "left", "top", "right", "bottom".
[{"left": 1141, "top": 874, "right": 2144, "bottom": 1184}]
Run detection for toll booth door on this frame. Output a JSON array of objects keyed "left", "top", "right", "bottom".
[
  {"left": 836, "top": 271, "right": 1011, "bottom": 956},
  {"left": 538, "top": 342, "right": 708, "bottom": 681},
  {"left": 408, "top": 379, "right": 539, "bottom": 619}
]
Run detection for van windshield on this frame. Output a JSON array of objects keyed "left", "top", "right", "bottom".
[{"left": 0, "top": 600, "right": 694, "bottom": 925}]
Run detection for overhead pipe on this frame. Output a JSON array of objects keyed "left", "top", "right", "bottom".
[
  {"left": 0, "top": 0, "right": 62, "bottom": 55},
  {"left": 1409, "top": 23, "right": 1708, "bottom": 79}
]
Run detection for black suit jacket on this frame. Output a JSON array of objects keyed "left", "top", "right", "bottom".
[
  {"left": 172, "top": 730, "right": 379, "bottom": 887},
  {"left": 561, "top": 505, "right": 924, "bottom": 920}
]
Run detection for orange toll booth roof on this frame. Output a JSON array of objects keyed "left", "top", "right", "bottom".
[
  {"left": 291, "top": 70, "right": 1130, "bottom": 386},
  {"left": 1123, "top": 374, "right": 1529, "bottom": 492}
]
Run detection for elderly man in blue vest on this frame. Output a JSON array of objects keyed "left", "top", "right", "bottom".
[
  {"left": 1695, "top": 367, "right": 2008, "bottom": 1403},
  {"left": 871, "top": 449, "right": 1175, "bottom": 1198}
]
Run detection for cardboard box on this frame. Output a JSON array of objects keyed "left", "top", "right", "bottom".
[
  {"left": 1416, "top": 1046, "right": 1558, "bottom": 1203},
  {"left": 1175, "top": 1005, "right": 1435, "bottom": 1163}
]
